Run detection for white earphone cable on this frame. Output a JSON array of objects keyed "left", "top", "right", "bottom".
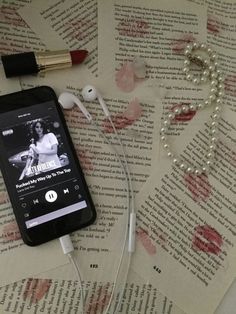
[
  {"left": 59, "top": 235, "right": 84, "bottom": 314},
  {"left": 91, "top": 120, "right": 130, "bottom": 314}
]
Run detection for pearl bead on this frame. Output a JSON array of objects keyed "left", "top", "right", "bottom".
[
  {"left": 160, "top": 127, "right": 167, "bottom": 133},
  {"left": 202, "top": 166, "right": 209, "bottom": 173},
  {"left": 211, "top": 121, "right": 218, "bottom": 127},
  {"left": 203, "top": 69, "right": 209, "bottom": 77},
  {"left": 214, "top": 105, "right": 221, "bottom": 112},
  {"left": 194, "top": 169, "right": 201, "bottom": 175},
  {"left": 167, "top": 151, "right": 173, "bottom": 158},
  {"left": 173, "top": 158, "right": 179, "bottom": 164},
  {"left": 182, "top": 105, "right": 189, "bottom": 113},
  {"left": 209, "top": 94, "right": 216, "bottom": 102},
  {"left": 209, "top": 144, "right": 216, "bottom": 151},
  {"left": 184, "top": 49, "right": 191, "bottom": 56},
  {"left": 180, "top": 163, "right": 187, "bottom": 170},
  {"left": 189, "top": 104, "right": 197, "bottom": 111},
  {"left": 184, "top": 59, "right": 190, "bottom": 66},
  {"left": 211, "top": 128, "right": 218, "bottom": 135},
  {"left": 211, "top": 72, "right": 218, "bottom": 79},
  {"left": 197, "top": 103, "right": 204, "bottom": 110},
  {"left": 209, "top": 65, "right": 215, "bottom": 72},
  {"left": 186, "top": 74, "right": 193, "bottom": 80},
  {"left": 193, "top": 78, "right": 200, "bottom": 84},
  {"left": 186, "top": 167, "right": 194, "bottom": 173},
  {"left": 211, "top": 137, "right": 218, "bottom": 143},
  {"left": 168, "top": 113, "right": 175, "bottom": 120},
  {"left": 207, "top": 152, "right": 214, "bottom": 159},
  {"left": 212, "top": 113, "right": 220, "bottom": 120},
  {"left": 174, "top": 107, "right": 181, "bottom": 115},
  {"left": 211, "top": 80, "right": 218, "bottom": 86},
  {"left": 163, "top": 119, "right": 170, "bottom": 126},
  {"left": 164, "top": 42, "right": 222, "bottom": 176},
  {"left": 206, "top": 160, "right": 212, "bottom": 167}
]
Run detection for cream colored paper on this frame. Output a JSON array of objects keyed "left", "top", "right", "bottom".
[
  {"left": 132, "top": 106, "right": 236, "bottom": 314},
  {"left": 18, "top": 0, "right": 98, "bottom": 78},
  {"left": 97, "top": 0, "right": 207, "bottom": 99},
  {"left": 0, "top": 0, "right": 44, "bottom": 55},
  {"left": 187, "top": 0, "right": 236, "bottom": 113},
  {"left": 0, "top": 267, "right": 185, "bottom": 314}
]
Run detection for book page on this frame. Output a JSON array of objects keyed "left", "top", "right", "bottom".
[
  {"left": 19, "top": 0, "right": 98, "bottom": 78},
  {"left": 131, "top": 106, "right": 236, "bottom": 314},
  {"left": 187, "top": 0, "right": 236, "bottom": 113},
  {"left": 97, "top": 0, "right": 207, "bottom": 99},
  {"left": 0, "top": 268, "right": 185, "bottom": 314},
  {"left": 0, "top": 0, "right": 44, "bottom": 54}
]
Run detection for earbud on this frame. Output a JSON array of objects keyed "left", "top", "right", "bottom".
[
  {"left": 58, "top": 92, "right": 92, "bottom": 122},
  {"left": 81, "top": 85, "right": 110, "bottom": 117}
]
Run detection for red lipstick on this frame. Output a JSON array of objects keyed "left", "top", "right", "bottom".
[{"left": 1, "top": 49, "right": 88, "bottom": 78}]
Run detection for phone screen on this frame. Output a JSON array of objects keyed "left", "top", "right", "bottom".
[{"left": 0, "top": 92, "right": 95, "bottom": 245}]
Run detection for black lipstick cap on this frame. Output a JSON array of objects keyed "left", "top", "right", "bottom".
[{"left": 1, "top": 52, "right": 39, "bottom": 78}]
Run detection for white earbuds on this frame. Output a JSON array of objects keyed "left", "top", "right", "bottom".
[
  {"left": 82, "top": 85, "right": 110, "bottom": 117},
  {"left": 58, "top": 92, "right": 92, "bottom": 122}
]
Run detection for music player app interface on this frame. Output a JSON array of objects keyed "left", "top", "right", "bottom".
[{"left": 0, "top": 101, "right": 88, "bottom": 229}]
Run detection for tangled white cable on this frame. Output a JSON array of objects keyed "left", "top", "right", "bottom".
[{"left": 160, "top": 42, "right": 224, "bottom": 175}]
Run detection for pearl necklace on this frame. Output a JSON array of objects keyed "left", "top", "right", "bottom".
[{"left": 160, "top": 42, "right": 224, "bottom": 175}]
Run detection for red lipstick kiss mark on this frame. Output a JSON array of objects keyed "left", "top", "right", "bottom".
[
  {"left": 2, "top": 221, "right": 21, "bottom": 241},
  {"left": 171, "top": 104, "right": 196, "bottom": 122},
  {"left": 64, "top": 106, "right": 89, "bottom": 128},
  {"left": 184, "top": 174, "right": 211, "bottom": 202},
  {"left": 74, "top": 144, "right": 94, "bottom": 173},
  {"left": 207, "top": 15, "right": 220, "bottom": 34},
  {"left": 102, "top": 98, "right": 142, "bottom": 133},
  {"left": 65, "top": 20, "right": 96, "bottom": 41},
  {"left": 23, "top": 279, "right": 51, "bottom": 303},
  {"left": 85, "top": 283, "right": 111, "bottom": 313},
  {"left": 117, "top": 19, "right": 149, "bottom": 38},
  {"left": 171, "top": 34, "right": 196, "bottom": 55},
  {"left": 115, "top": 62, "right": 135, "bottom": 92},
  {"left": 224, "top": 75, "right": 236, "bottom": 97},
  {"left": 136, "top": 227, "right": 157, "bottom": 255},
  {"left": 192, "top": 225, "right": 223, "bottom": 255}
]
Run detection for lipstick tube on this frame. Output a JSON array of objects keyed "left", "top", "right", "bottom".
[{"left": 1, "top": 49, "right": 88, "bottom": 78}]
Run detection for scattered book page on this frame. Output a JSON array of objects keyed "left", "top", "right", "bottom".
[
  {"left": 187, "top": 0, "right": 236, "bottom": 113},
  {"left": 97, "top": 0, "right": 207, "bottom": 99},
  {"left": 131, "top": 106, "right": 236, "bottom": 314},
  {"left": 0, "top": 267, "right": 185, "bottom": 314}
]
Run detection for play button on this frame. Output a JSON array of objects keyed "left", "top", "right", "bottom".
[{"left": 45, "top": 190, "right": 58, "bottom": 203}]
